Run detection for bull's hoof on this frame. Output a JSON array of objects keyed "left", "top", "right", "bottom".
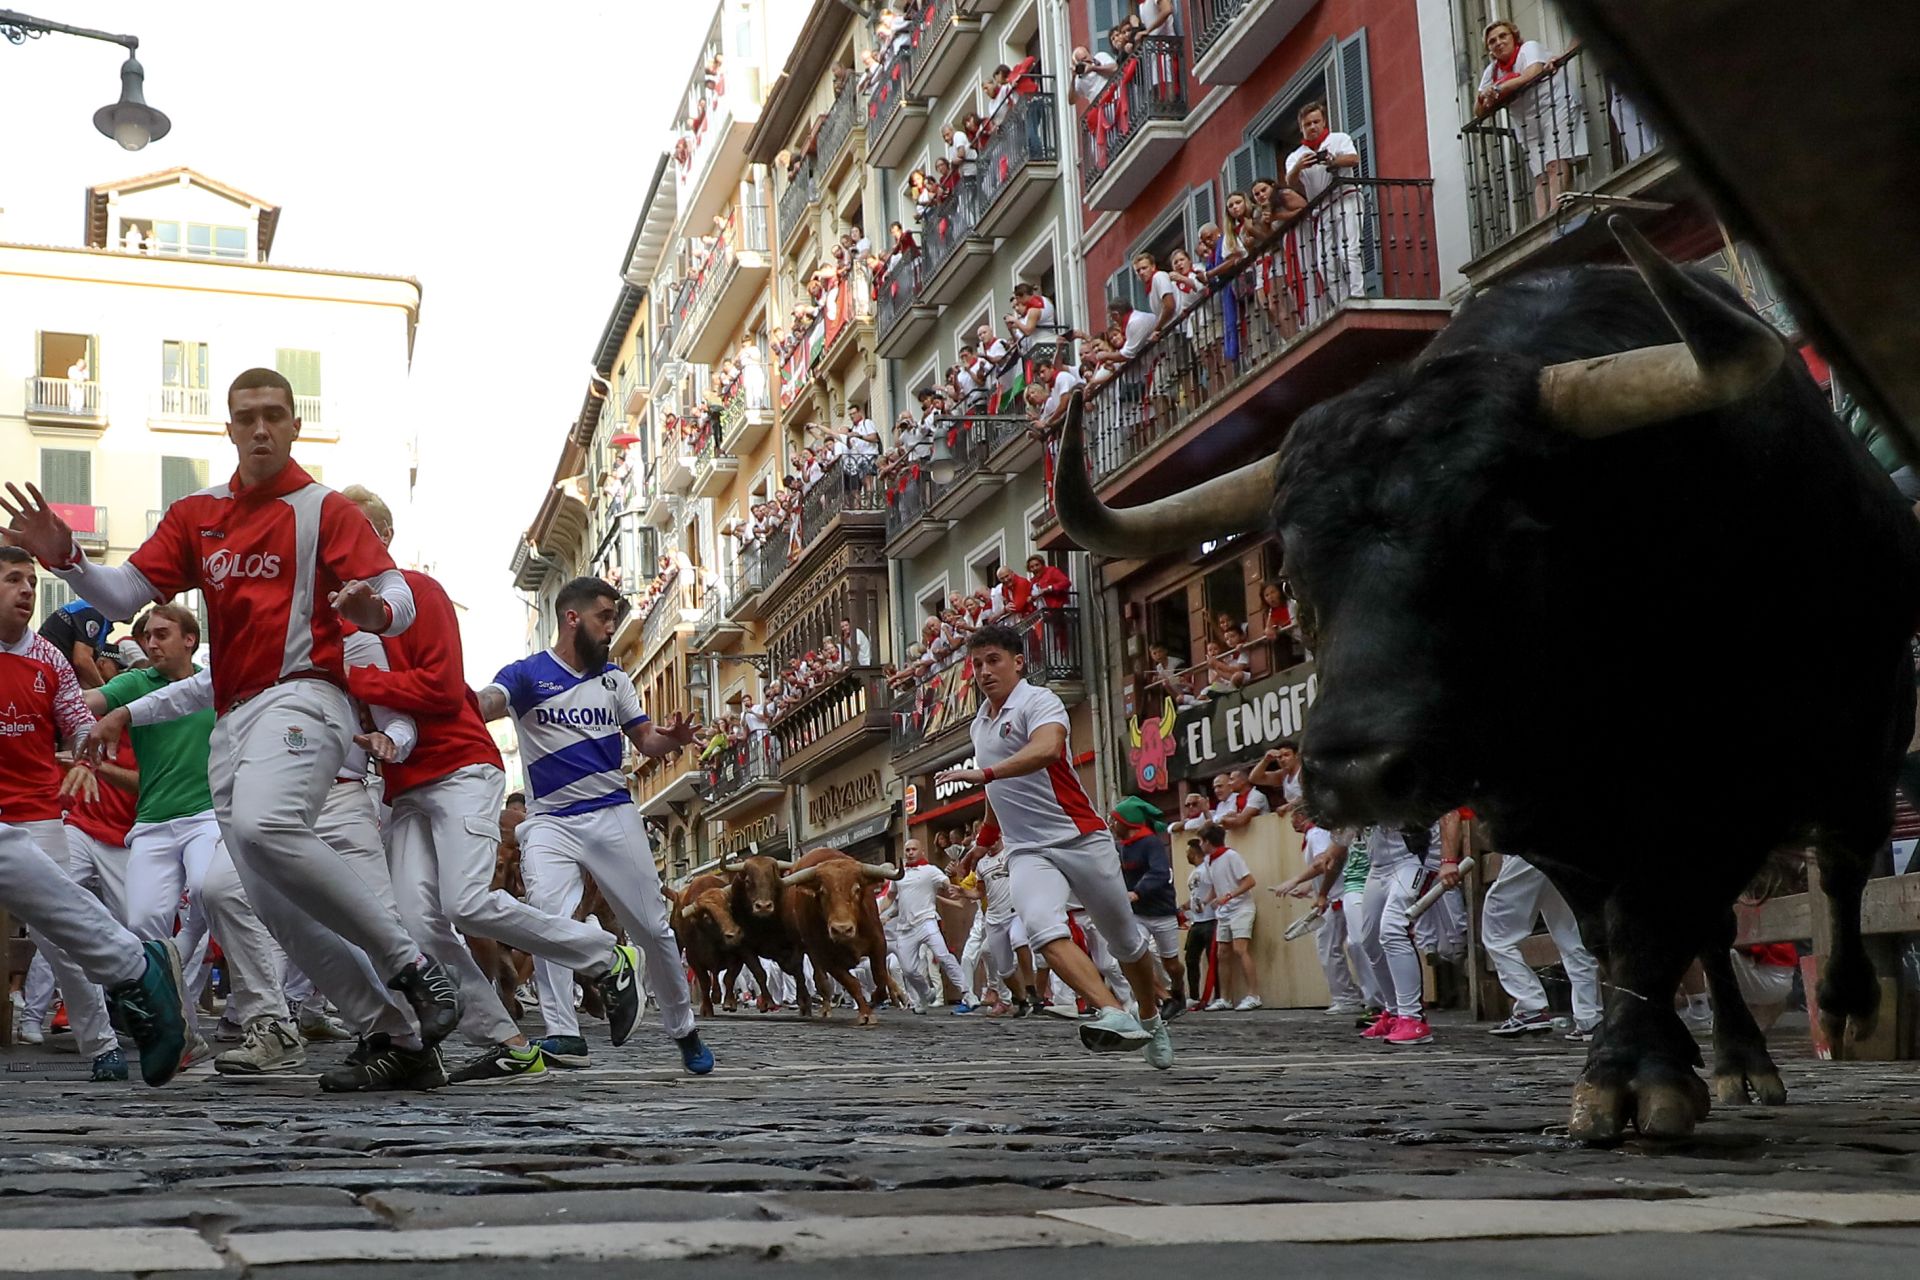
[
  {"left": 1634, "top": 1075, "right": 1709, "bottom": 1138},
  {"left": 1568, "top": 1080, "right": 1632, "bottom": 1145},
  {"left": 1714, "top": 1069, "right": 1788, "bottom": 1107},
  {"left": 1820, "top": 1009, "right": 1877, "bottom": 1060},
  {"left": 856, "top": 1012, "right": 878, "bottom": 1027}
]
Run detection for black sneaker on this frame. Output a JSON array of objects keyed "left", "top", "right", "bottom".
[
  {"left": 1490, "top": 1010, "right": 1556, "bottom": 1037},
  {"left": 447, "top": 1042, "right": 549, "bottom": 1085},
  {"left": 594, "top": 944, "right": 642, "bottom": 1047},
  {"left": 535, "top": 1034, "right": 592, "bottom": 1067},
  {"left": 387, "top": 957, "right": 462, "bottom": 1047},
  {"left": 1010, "top": 999, "right": 1031, "bottom": 1019},
  {"left": 318, "top": 1035, "right": 446, "bottom": 1092},
  {"left": 1355, "top": 1004, "right": 1385, "bottom": 1030},
  {"left": 1160, "top": 992, "right": 1188, "bottom": 1023}
]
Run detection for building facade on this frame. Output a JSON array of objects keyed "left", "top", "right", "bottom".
[{"left": 1, "top": 167, "right": 422, "bottom": 629}]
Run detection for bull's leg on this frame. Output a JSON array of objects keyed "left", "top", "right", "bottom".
[
  {"left": 1569, "top": 890, "right": 1709, "bottom": 1144},
  {"left": 829, "top": 965, "right": 878, "bottom": 1026},
  {"left": 1700, "top": 911, "right": 1787, "bottom": 1106},
  {"left": 1813, "top": 847, "right": 1878, "bottom": 1058},
  {"left": 695, "top": 965, "right": 718, "bottom": 1018},
  {"left": 721, "top": 962, "right": 742, "bottom": 1013}
]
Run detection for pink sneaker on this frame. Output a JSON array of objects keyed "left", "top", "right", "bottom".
[
  {"left": 1360, "top": 1010, "right": 1397, "bottom": 1039},
  {"left": 1386, "top": 1015, "right": 1434, "bottom": 1045}
]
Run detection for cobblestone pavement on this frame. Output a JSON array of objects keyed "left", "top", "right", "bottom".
[{"left": 4, "top": 1006, "right": 1920, "bottom": 1277}]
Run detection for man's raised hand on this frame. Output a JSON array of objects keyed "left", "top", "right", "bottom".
[
  {"left": 0, "top": 483, "right": 77, "bottom": 566},
  {"left": 80, "top": 706, "right": 132, "bottom": 766},
  {"left": 329, "top": 579, "right": 390, "bottom": 632}
]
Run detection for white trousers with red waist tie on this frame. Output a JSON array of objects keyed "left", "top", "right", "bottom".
[
  {"left": 208, "top": 681, "right": 422, "bottom": 981},
  {"left": 1, "top": 818, "right": 144, "bottom": 1059}
]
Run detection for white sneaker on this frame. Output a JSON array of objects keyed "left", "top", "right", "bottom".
[
  {"left": 215, "top": 1016, "right": 307, "bottom": 1075},
  {"left": 16, "top": 1019, "right": 44, "bottom": 1045},
  {"left": 1204, "top": 998, "right": 1230, "bottom": 1012},
  {"left": 1326, "top": 1001, "right": 1366, "bottom": 1016},
  {"left": 1142, "top": 1015, "right": 1174, "bottom": 1071},
  {"left": 213, "top": 1017, "right": 247, "bottom": 1044},
  {"left": 1234, "top": 996, "right": 1263, "bottom": 1011},
  {"left": 298, "top": 1010, "right": 354, "bottom": 1042}
]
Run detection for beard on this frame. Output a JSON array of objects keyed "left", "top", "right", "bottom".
[{"left": 577, "top": 629, "right": 612, "bottom": 672}]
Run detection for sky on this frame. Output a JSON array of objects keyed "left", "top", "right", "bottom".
[{"left": 0, "top": 0, "right": 710, "bottom": 684}]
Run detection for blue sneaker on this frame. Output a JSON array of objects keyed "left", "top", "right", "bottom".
[
  {"left": 103, "top": 940, "right": 189, "bottom": 1087},
  {"left": 90, "top": 1048, "right": 128, "bottom": 1082},
  {"left": 535, "top": 1034, "right": 591, "bottom": 1068},
  {"left": 951, "top": 1001, "right": 977, "bottom": 1015},
  {"left": 676, "top": 1030, "right": 714, "bottom": 1075}
]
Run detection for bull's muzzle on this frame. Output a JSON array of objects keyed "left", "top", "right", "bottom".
[
  {"left": 1301, "top": 744, "right": 1423, "bottom": 826},
  {"left": 753, "top": 899, "right": 776, "bottom": 917},
  {"left": 827, "top": 920, "right": 858, "bottom": 943}
]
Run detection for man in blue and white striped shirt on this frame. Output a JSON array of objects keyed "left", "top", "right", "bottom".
[{"left": 481, "top": 576, "right": 713, "bottom": 1074}]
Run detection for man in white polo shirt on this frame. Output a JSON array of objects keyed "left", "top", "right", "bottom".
[
  {"left": 940, "top": 624, "right": 1171, "bottom": 1069},
  {"left": 889, "top": 838, "right": 970, "bottom": 1012},
  {"left": 1284, "top": 100, "right": 1367, "bottom": 318}
]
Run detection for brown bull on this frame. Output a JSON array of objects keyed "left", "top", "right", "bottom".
[
  {"left": 721, "top": 852, "right": 813, "bottom": 1017},
  {"left": 467, "top": 825, "right": 618, "bottom": 1021},
  {"left": 672, "top": 871, "right": 770, "bottom": 1016},
  {"left": 778, "top": 847, "right": 906, "bottom": 1026}
]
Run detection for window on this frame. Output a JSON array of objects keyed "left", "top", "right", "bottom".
[
  {"left": 36, "top": 578, "right": 74, "bottom": 630},
  {"left": 36, "top": 330, "right": 95, "bottom": 379},
  {"left": 1240, "top": 33, "right": 1375, "bottom": 190},
  {"left": 39, "top": 450, "right": 92, "bottom": 505},
  {"left": 155, "top": 220, "right": 248, "bottom": 260},
  {"left": 1088, "top": 0, "right": 1130, "bottom": 53},
  {"left": 161, "top": 456, "right": 210, "bottom": 506},
  {"left": 1108, "top": 198, "right": 1192, "bottom": 313},
  {"left": 162, "top": 340, "right": 209, "bottom": 388},
  {"left": 275, "top": 349, "right": 322, "bottom": 398}
]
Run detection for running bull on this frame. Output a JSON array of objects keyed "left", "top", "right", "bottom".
[
  {"left": 1055, "top": 218, "right": 1920, "bottom": 1143},
  {"left": 779, "top": 848, "right": 908, "bottom": 1025}
]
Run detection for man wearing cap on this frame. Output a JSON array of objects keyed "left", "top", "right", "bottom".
[{"left": 1111, "top": 796, "right": 1185, "bottom": 1020}]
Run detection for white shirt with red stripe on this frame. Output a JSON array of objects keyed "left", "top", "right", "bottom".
[
  {"left": 971, "top": 679, "right": 1103, "bottom": 854},
  {"left": 0, "top": 630, "right": 94, "bottom": 825},
  {"left": 59, "top": 461, "right": 410, "bottom": 714}
]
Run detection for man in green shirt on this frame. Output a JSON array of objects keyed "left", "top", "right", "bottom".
[{"left": 84, "top": 603, "right": 299, "bottom": 1073}]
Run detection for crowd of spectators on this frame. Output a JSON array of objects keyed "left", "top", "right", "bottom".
[{"left": 1143, "top": 583, "right": 1305, "bottom": 709}]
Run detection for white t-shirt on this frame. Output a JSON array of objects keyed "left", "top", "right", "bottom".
[
  {"left": 1147, "top": 270, "right": 1179, "bottom": 324},
  {"left": 1205, "top": 847, "right": 1253, "bottom": 913},
  {"left": 842, "top": 627, "right": 872, "bottom": 666},
  {"left": 1365, "top": 823, "right": 1418, "bottom": 869},
  {"left": 1214, "top": 788, "right": 1270, "bottom": 823},
  {"left": 1185, "top": 862, "right": 1215, "bottom": 922},
  {"left": 895, "top": 862, "right": 948, "bottom": 927},
  {"left": 1073, "top": 51, "right": 1117, "bottom": 103},
  {"left": 1120, "top": 309, "right": 1157, "bottom": 358},
  {"left": 1281, "top": 767, "right": 1304, "bottom": 806},
  {"left": 976, "top": 849, "right": 1016, "bottom": 924},
  {"left": 1139, "top": 1, "right": 1180, "bottom": 38},
  {"left": 972, "top": 680, "right": 1105, "bottom": 854},
  {"left": 847, "top": 417, "right": 881, "bottom": 456},
  {"left": 1286, "top": 130, "right": 1360, "bottom": 202}
]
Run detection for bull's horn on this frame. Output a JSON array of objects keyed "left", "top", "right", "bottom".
[
  {"left": 1538, "top": 216, "right": 1785, "bottom": 439},
  {"left": 858, "top": 860, "right": 905, "bottom": 882},
  {"left": 781, "top": 866, "right": 824, "bottom": 887},
  {"left": 1051, "top": 388, "right": 1279, "bottom": 559},
  {"left": 772, "top": 857, "right": 798, "bottom": 872}
]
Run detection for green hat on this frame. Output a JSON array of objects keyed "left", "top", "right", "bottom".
[{"left": 1110, "top": 795, "right": 1166, "bottom": 832}]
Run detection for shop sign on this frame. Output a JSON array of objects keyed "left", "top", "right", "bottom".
[
  {"left": 934, "top": 755, "right": 978, "bottom": 802},
  {"left": 805, "top": 768, "right": 885, "bottom": 832},
  {"left": 713, "top": 813, "right": 784, "bottom": 860},
  {"left": 1126, "top": 663, "right": 1318, "bottom": 789},
  {"left": 903, "top": 784, "right": 918, "bottom": 816}
]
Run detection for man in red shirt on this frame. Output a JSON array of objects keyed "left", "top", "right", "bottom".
[
  {"left": 2, "top": 368, "right": 461, "bottom": 1082},
  {"left": 340, "top": 487, "right": 641, "bottom": 1085},
  {"left": 0, "top": 546, "right": 190, "bottom": 1086}
]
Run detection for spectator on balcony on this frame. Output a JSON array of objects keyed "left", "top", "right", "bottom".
[
  {"left": 1137, "top": 0, "right": 1177, "bottom": 37},
  {"left": 858, "top": 47, "right": 884, "bottom": 95},
  {"left": 65, "top": 355, "right": 89, "bottom": 413},
  {"left": 1285, "top": 102, "right": 1368, "bottom": 315},
  {"left": 960, "top": 110, "right": 988, "bottom": 152},
  {"left": 736, "top": 341, "right": 768, "bottom": 409},
  {"left": 1107, "top": 20, "right": 1140, "bottom": 61},
  {"left": 1006, "top": 281, "right": 1057, "bottom": 347},
  {"left": 989, "top": 565, "right": 1033, "bottom": 620},
  {"left": 942, "top": 123, "right": 978, "bottom": 181},
  {"left": 975, "top": 324, "right": 1010, "bottom": 369},
  {"left": 908, "top": 169, "right": 938, "bottom": 219},
  {"left": 1028, "top": 556, "right": 1070, "bottom": 613},
  {"left": 1475, "top": 21, "right": 1587, "bottom": 220},
  {"left": 984, "top": 64, "right": 1016, "bottom": 120},
  {"left": 1069, "top": 45, "right": 1119, "bottom": 107},
  {"left": 838, "top": 617, "right": 872, "bottom": 667},
  {"left": 1200, "top": 640, "right": 1252, "bottom": 697},
  {"left": 931, "top": 156, "right": 958, "bottom": 201},
  {"left": 1219, "top": 622, "right": 1255, "bottom": 681},
  {"left": 846, "top": 404, "right": 881, "bottom": 463},
  {"left": 1145, "top": 641, "right": 1187, "bottom": 700}
]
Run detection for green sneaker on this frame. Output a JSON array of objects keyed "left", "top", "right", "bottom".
[
  {"left": 1077, "top": 1005, "right": 1151, "bottom": 1053},
  {"left": 594, "top": 944, "right": 642, "bottom": 1047},
  {"left": 1142, "top": 1014, "right": 1175, "bottom": 1070},
  {"left": 104, "top": 940, "right": 190, "bottom": 1087},
  {"left": 447, "top": 1042, "right": 549, "bottom": 1085}
]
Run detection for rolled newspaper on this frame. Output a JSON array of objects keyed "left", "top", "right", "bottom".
[
  {"left": 1407, "top": 857, "right": 1474, "bottom": 921},
  {"left": 1284, "top": 905, "right": 1326, "bottom": 941}
]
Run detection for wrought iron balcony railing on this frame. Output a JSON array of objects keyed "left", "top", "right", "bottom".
[{"left": 1078, "top": 36, "right": 1188, "bottom": 191}]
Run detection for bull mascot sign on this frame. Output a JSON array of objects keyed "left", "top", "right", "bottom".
[
  {"left": 1127, "top": 697, "right": 1179, "bottom": 793},
  {"left": 1056, "top": 218, "right": 1920, "bottom": 1144}
]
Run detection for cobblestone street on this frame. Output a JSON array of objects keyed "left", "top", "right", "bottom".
[{"left": 5, "top": 1007, "right": 1920, "bottom": 1276}]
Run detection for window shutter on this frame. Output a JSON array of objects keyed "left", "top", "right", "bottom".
[
  {"left": 1187, "top": 183, "right": 1216, "bottom": 240},
  {"left": 37, "top": 578, "right": 74, "bottom": 627},
  {"left": 161, "top": 456, "right": 209, "bottom": 506},
  {"left": 1336, "top": 29, "right": 1381, "bottom": 291},
  {"left": 1221, "top": 143, "right": 1257, "bottom": 199},
  {"left": 39, "top": 449, "right": 92, "bottom": 505},
  {"left": 275, "top": 349, "right": 322, "bottom": 397},
  {"left": 1088, "top": 0, "right": 1128, "bottom": 46}
]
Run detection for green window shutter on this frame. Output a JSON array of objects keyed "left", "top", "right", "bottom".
[
  {"left": 161, "top": 456, "right": 210, "bottom": 505},
  {"left": 39, "top": 449, "right": 92, "bottom": 505},
  {"left": 275, "top": 349, "right": 322, "bottom": 397}
]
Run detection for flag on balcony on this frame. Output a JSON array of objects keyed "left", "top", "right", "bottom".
[{"left": 986, "top": 358, "right": 1028, "bottom": 416}]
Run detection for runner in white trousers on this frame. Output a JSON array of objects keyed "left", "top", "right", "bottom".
[
  {"left": 1482, "top": 853, "right": 1603, "bottom": 1039},
  {"left": 941, "top": 623, "right": 1171, "bottom": 1068},
  {"left": 479, "top": 574, "right": 713, "bottom": 1076}
]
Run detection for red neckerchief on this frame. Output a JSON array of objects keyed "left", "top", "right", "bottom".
[
  {"left": 1234, "top": 789, "right": 1251, "bottom": 811},
  {"left": 1491, "top": 46, "right": 1522, "bottom": 82},
  {"left": 1302, "top": 126, "right": 1329, "bottom": 149},
  {"left": 1207, "top": 845, "right": 1231, "bottom": 863}
]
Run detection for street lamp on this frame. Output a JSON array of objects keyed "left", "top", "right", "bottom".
[{"left": 2, "top": 9, "right": 171, "bottom": 150}]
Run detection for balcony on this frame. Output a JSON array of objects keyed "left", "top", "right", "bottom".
[
  {"left": 690, "top": 589, "right": 745, "bottom": 654},
  {"left": 658, "top": 430, "right": 699, "bottom": 495},
  {"left": 23, "top": 377, "right": 106, "bottom": 430},
  {"left": 927, "top": 414, "right": 1023, "bottom": 521},
  {"left": 1081, "top": 37, "right": 1189, "bottom": 212},
  {"left": 690, "top": 422, "right": 738, "bottom": 500},
  {"left": 1058, "top": 178, "right": 1445, "bottom": 528},
  {"left": 719, "top": 373, "right": 775, "bottom": 452},
  {"left": 146, "top": 509, "right": 164, "bottom": 538},
  {"left": 920, "top": 180, "right": 992, "bottom": 305},
  {"left": 874, "top": 252, "right": 936, "bottom": 358},
  {"left": 1017, "top": 600, "right": 1084, "bottom": 695},
  {"left": 796, "top": 454, "right": 886, "bottom": 557},
  {"left": 672, "top": 15, "right": 762, "bottom": 230},
  {"left": 1191, "top": 0, "right": 1319, "bottom": 86},
  {"left": 772, "top": 667, "right": 891, "bottom": 783},
  {"left": 883, "top": 466, "right": 949, "bottom": 559},
  {"left": 816, "top": 78, "right": 864, "bottom": 184},
  {"left": 1460, "top": 46, "right": 1671, "bottom": 282},
  {"left": 778, "top": 282, "right": 859, "bottom": 409},
  {"left": 975, "top": 80, "right": 1060, "bottom": 238},
  {"left": 725, "top": 538, "right": 784, "bottom": 622},
  {"left": 292, "top": 394, "right": 336, "bottom": 441},
  {"left": 53, "top": 504, "right": 109, "bottom": 553},
  {"left": 777, "top": 157, "right": 818, "bottom": 253},
  {"left": 637, "top": 581, "right": 700, "bottom": 666},
  {"left": 956, "top": 0, "right": 1004, "bottom": 12},
  {"left": 147, "top": 385, "right": 221, "bottom": 433},
  {"left": 677, "top": 205, "right": 772, "bottom": 366},
  {"left": 905, "top": 0, "right": 985, "bottom": 101},
  {"left": 889, "top": 652, "right": 976, "bottom": 769},
  {"left": 866, "top": 38, "right": 927, "bottom": 168},
  {"left": 700, "top": 735, "right": 783, "bottom": 817}
]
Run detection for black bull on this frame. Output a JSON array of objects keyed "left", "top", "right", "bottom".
[{"left": 1056, "top": 218, "right": 1920, "bottom": 1143}]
